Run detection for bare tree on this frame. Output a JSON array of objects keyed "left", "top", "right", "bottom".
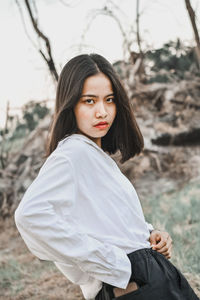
[
  {"left": 80, "top": 0, "right": 146, "bottom": 82},
  {"left": 80, "top": 1, "right": 134, "bottom": 61},
  {"left": 136, "top": 0, "right": 143, "bottom": 56},
  {"left": 185, "top": 0, "right": 200, "bottom": 68},
  {"left": 0, "top": 101, "right": 10, "bottom": 169},
  {"left": 15, "top": 0, "right": 58, "bottom": 83},
  {"left": 133, "top": 0, "right": 145, "bottom": 80}
]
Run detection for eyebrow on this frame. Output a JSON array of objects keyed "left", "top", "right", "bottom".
[{"left": 80, "top": 93, "right": 114, "bottom": 98}]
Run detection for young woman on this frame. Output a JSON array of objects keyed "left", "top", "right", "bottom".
[{"left": 15, "top": 54, "right": 199, "bottom": 300}]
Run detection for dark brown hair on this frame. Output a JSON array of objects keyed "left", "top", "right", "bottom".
[{"left": 44, "top": 53, "right": 144, "bottom": 163}]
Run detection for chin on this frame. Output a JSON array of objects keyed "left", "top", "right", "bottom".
[
  {"left": 81, "top": 128, "right": 108, "bottom": 139},
  {"left": 93, "top": 132, "right": 108, "bottom": 138}
]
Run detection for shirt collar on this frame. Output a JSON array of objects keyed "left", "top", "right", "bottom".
[
  {"left": 58, "top": 133, "right": 118, "bottom": 168},
  {"left": 58, "top": 133, "right": 105, "bottom": 154}
]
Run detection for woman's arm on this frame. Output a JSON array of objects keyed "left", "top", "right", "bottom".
[{"left": 14, "top": 153, "right": 132, "bottom": 289}]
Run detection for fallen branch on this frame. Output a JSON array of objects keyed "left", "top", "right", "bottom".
[
  {"left": 171, "top": 99, "right": 200, "bottom": 110},
  {"left": 151, "top": 128, "right": 200, "bottom": 146}
]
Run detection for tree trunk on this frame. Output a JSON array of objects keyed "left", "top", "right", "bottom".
[{"left": 185, "top": 0, "right": 200, "bottom": 68}]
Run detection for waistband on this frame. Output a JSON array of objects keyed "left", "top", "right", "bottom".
[{"left": 127, "top": 247, "right": 156, "bottom": 263}]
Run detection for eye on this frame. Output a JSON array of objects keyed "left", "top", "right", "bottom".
[
  {"left": 84, "top": 99, "right": 95, "bottom": 104},
  {"left": 107, "top": 98, "right": 115, "bottom": 103}
]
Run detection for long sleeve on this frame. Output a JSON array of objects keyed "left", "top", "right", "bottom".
[
  {"left": 146, "top": 221, "right": 154, "bottom": 233},
  {"left": 14, "top": 153, "right": 132, "bottom": 289},
  {"left": 53, "top": 260, "right": 91, "bottom": 285}
]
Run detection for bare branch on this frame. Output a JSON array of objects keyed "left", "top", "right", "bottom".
[
  {"left": 24, "top": 0, "right": 58, "bottom": 82},
  {"left": 32, "top": 0, "right": 38, "bottom": 24},
  {"left": 106, "top": 0, "right": 127, "bottom": 19},
  {"left": 59, "top": 0, "right": 81, "bottom": 8},
  {"left": 0, "top": 101, "right": 10, "bottom": 169},
  {"left": 15, "top": 0, "right": 38, "bottom": 51},
  {"left": 80, "top": 5, "right": 132, "bottom": 60},
  {"left": 136, "top": 0, "right": 143, "bottom": 55}
]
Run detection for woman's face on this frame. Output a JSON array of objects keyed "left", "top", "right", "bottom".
[{"left": 74, "top": 72, "right": 117, "bottom": 148}]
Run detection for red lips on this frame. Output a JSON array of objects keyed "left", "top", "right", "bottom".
[{"left": 94, "top": 121, "right": 108, "bottom": 126}]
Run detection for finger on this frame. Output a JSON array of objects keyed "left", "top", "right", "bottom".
[
  {"left": 167, "top": 235, "right": 173, "bottom": 246},
  {"left": 156, "top": 245, "right": 168, "bottom": 254},
  {"left": 153, "top": 238, "right": 167, "bottom": 250},
  {"left": 165, "top": 252, "right": 172, "bottom": 259},
  {"left": 151, "top": 232, "right": 172, "bottom": 250},
  {"left": 149, "top": 235, "right": 158, "bottom": 246},
  {"left": 157, "top": 238, "right": 172, "bottom": 253},
  {"left": 167, "top": 244, "right": 173, "bottom": 256},
  {"left": 167, "top": 238, "right": 173, "bottom": 250},
  {"left": 150, "top": 233, "right": 162, "bottom": 248},
  {"left": 160, "top": 244, "right": 173, "bottom": 259}
]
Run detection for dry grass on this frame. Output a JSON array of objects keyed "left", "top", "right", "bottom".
[
  {"left": 1, "top": 179, "right": 200, "bottom": 299},
  {"left": 0, "top": 218, "right": 84, "bottom": 300},
  {"left": 142, "top": 178, "right": 200, "bottom": 297}
]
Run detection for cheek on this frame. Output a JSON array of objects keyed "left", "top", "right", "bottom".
[
  {"left": 74, "top": 106, "right": 90, "bottom": 123},
  {"left": 110, "top": 104, "right": 117, "bottom": 118}
]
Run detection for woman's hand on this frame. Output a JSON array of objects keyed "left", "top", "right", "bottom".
[
  {"left": 113, "top": 281, "right": 139, "bottom": 297},
  {"left": 149, "top": 230, "right": 173, "bottom": 259}
]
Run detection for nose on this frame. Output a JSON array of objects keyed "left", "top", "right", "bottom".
[{"left": 95, "top": 101, "right": 108, "bottom": 118}]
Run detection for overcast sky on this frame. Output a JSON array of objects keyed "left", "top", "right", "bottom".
[{"left": 0, "top": 0, "right": 199, "bottom": 128}]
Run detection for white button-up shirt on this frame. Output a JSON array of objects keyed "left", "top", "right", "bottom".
[{"left": 14, "top": 133, "right": 154, "bottom": 300}]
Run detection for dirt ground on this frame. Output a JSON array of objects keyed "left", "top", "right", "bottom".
[{"left": 0, "top": 218, "right": 84, "bottom": 300}]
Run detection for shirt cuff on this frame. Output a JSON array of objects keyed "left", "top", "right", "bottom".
[
  {"left": 146, "top": 221, "right": 154, "bottom": 233},
  {"left": 54, "top": 261, "right": 92, "bottom": 285},
  {"left": 103, "top": 245, "right": 132, "bottom": 289},
  {"left": 78, "top": 243, "right": 132, "bottom": 290}
]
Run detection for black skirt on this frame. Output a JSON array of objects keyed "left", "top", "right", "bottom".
[{"left": 95, "top": 247, "right": 199, "bottom": 300}]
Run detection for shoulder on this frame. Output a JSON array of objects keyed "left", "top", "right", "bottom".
[
  {"left": 38, "top": 150, "right": 73, "bottom": 178},
  {"left": 52, "top": 136, "right": 99, "bottom": 170},
  {"left": 47, "top": 135, "right": 106, "bottom": 173},
  {"left": 55, "top": 136, "right": 90, "bottom": 159}
]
